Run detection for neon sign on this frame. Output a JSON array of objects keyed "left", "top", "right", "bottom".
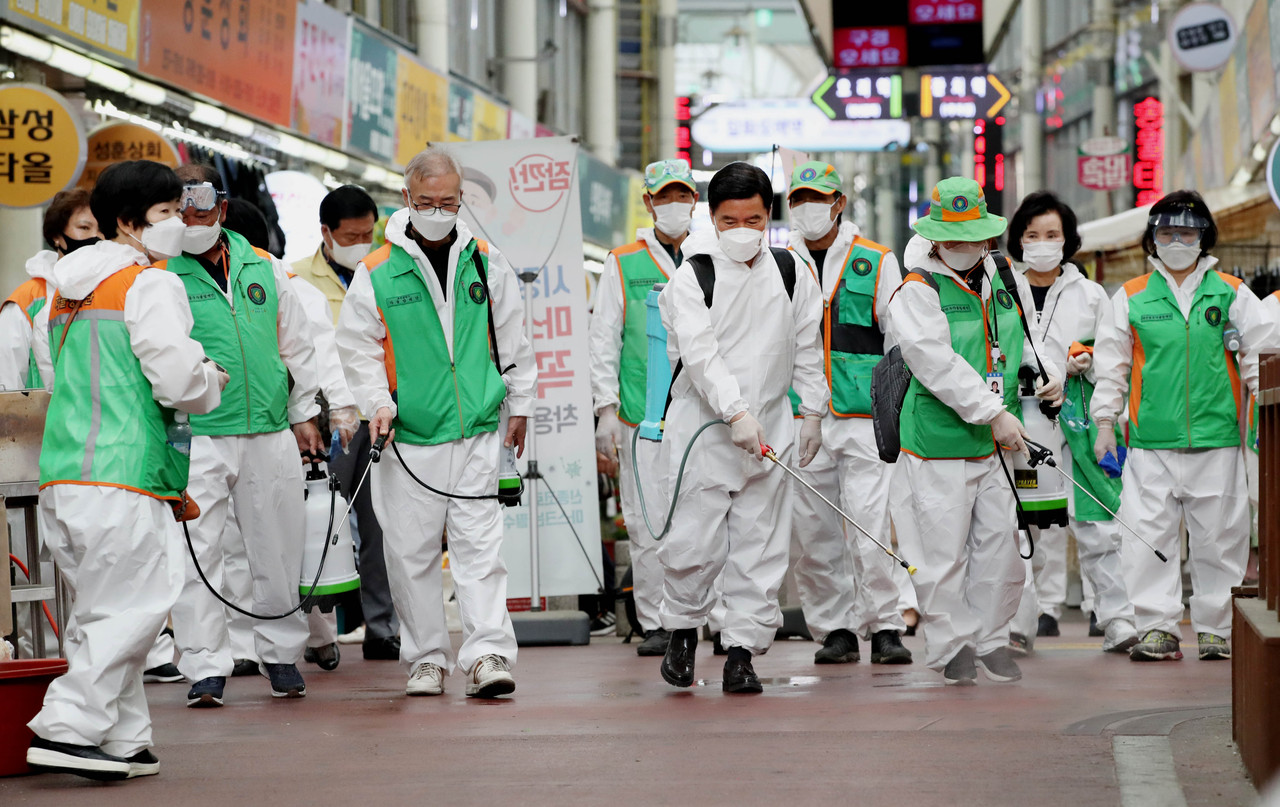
[{"left": 1132, "top": 96, "right": 1163, "bottom": 206}]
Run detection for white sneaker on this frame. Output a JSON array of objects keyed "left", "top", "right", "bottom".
[
  {"left": 1102, "top": 618, "right": 1140, "bottom": 653},
  {"left": 466, "top": 654, "right": 515, "bottom": 698},
  {"left": 406, "top": 662, "right": 444, "bottom": 696}
]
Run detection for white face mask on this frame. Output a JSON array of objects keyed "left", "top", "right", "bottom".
[
  {"left": 717, "top": 225, "right": 764, "bottom": 263},
  {"left": 131, "top": 216, "right": 187, "bottom": 261},
  {"left": 183, "top": 221, "right": 222, "bottom": 255},
  {"left": 408, "top": 207, "right": 458, "bottom": 242},
  {"left": 652, "top": 202, "right": 693, "bottom": 238},
  {"left": 1156, "top": 242, "right": 1201, "bottom": 271},
  {"left": 790, "top": 202, "right": 836, "bottom": 241},
  {"left": 328, "top": 237, "right": 374, "bottom": 271},
  {"left": 936, "top": 243, "right": 987, "bottom": 272},
  {"left": 1021, "top": 240, "right": 1064, "bottom": 272}
]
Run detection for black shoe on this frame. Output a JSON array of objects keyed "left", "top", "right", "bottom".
[
  {"left": 814, "top": 629, "right": 860, "bottom": 664},
  {"left": 231, "top": 658, "right": 259, "bottom": 677},
  {"left": 186, "top": 676, "right": 225, "bottom": 708},
  {"left": 977, "top": 646, "right": 1023, "bottom": 682},
  {"left": 304, "top": 643, "right": 341, "bottom": 671},
  {"left": 262, "top": 663, "right": 306, "bottom": 698},
  {"left": 142, "top": 662, "right": 183, "bottom": 683},
  {"left": 26, "top": 737, "right": 131, "bottom": 781},
  {"left": 660, "top": 628, "right": 698, "bottom": 688},
  {"left": 636, "top": 629, "right": 671, "bottom": 657},
  {"left": 711, "top": 631, "right": 727, "bottom": 656},
  {"left": 126, "top": 749, "right": 160, "bottom": 778},
  {"left": 722, "top": 648, "right": 763, "bottom": 694},
  {"left": 870, "top": 630, "right": 913, "bottom": 664},
  {"left": 363, "top": 635, "right": 402, "bottom": 661},
  {"left": 1088, "top": 611, "right": 1105, "bottom": 637},
  {"left": 1037, "top": 613, "right": 1060, "bottom": 637},
  {"left": 943, "top": 646, "right": 977, "bottom": 686}
]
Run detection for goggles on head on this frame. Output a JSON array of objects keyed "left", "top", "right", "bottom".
[{"left": 179, "top": 182, "right": 226, "bottom": 213}]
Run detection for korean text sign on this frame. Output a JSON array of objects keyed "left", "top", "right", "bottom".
[
  {"left": 346, "top": 21, "right": 397, "bottom": 163},
  {"left": 8, "top": 0, "right": 139, "bottom": 64},
  {"left": 0, "top": 84, "right": 86, "bottom": 208},
  {"left": 394, "top": 53, "right": 449, "bottom": 166},
  {"left": 291, "top": 0, "right": 349, "bottom": 147}
]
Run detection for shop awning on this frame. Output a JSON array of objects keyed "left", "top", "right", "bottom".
[{"left": 1077, "top": 182, "right": 1271, "bottom": 254}]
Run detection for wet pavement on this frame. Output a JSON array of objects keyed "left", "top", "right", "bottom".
[{"left": 0, "top": 610, "right": 1260, "bottom": 806}]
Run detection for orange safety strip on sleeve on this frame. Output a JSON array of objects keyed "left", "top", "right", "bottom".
[
  {"left": 378, "top": 306, "right": 397, "bottom": 394},
  {"left": 362, "top": 243, "right": 395, "bottom": 272},
  {"left": 4, "top": 277, "right": 46, "bottom": 325},
  {"left": 1128, "top": 327, "right": 1145, "bottom": 431}
]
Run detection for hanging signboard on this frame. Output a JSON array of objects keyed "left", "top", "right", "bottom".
[
  {"left": 1168, "top": 2, "right": 1236, "bottom": 73},
  {"left": 138, "top": 0, "right": 296, "bottom": 126},
  {"left": 395, "top": 54, "right": 449, "bottom": 165},
  {"left": 0, "top": 83, "right": 86, "bottom": 208},
  {"left": 7, "top": 0, "right": 139, "bottom": 64},
  {"left": 447, "top": 82, "right": 475, "bottom": 142},
  {"left": 346, "top": 21, "right": 398, "bottom": 163},
  {"left": 472, "top": 92, "right": 509, "bottom": 141},
  {"left": 1077, "top": 135, "right": 1131, "bottom": 192},
  {"left": 78, "top": 121, "right": 179, "bottom": 189},
  {"left": 291, "top": 0, "right": 350, "bottom": 148}
]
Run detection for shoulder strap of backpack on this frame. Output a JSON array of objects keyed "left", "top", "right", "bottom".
[
  {"left": 470, "top": 245, "right": 510, "bottom": 374},
  {"left": 990, "top": 249, "right": 1047, "bottom": 384},
  {"left": 770, "top": 247, "right": 796, "bottom": 300},
  {"left": 686, "top": 252, "right": 715, "bottom": 307}
]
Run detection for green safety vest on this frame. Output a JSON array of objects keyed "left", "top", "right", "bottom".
[
  {"left": 823, "top": 238, "right": 891, "bottom": 416},
  {"left": 611, "top": 241, "right": 669, "bottom": 426},
  {"left": 365, "top": 238, "right": 507, "bottom": 446},
  {"left": 161, "top": 230, "right": 290, "bottom": 437},
  {"left": 899, "top": 268, "right": 1024, "bottom": 460},
  {"left": 1123, "top": 270, "right": 1242, "bottom": 450},
  {"left": 39, "top": 265, "right": 188, "bottom": 500},
  {"left": 4, "top": 277, "right": 47, "bottom": 388}
]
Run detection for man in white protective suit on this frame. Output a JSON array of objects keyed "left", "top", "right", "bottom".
[
  {"left": 336, "top": 145, "right": 536, "bottom": 698},
  {"left": 656, "top": 161, "right": 828, "bottom": 694}
]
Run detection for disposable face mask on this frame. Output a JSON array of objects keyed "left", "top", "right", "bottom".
[
  {"left": 132, "top": 216, "right": 187, "bottom": 261},
  {"left": 328, "top": 237, "right": 374, "bottom": 271},
  {"left": 652, "top": 202, "right": 693, "bottom": 238},
  {"left": 60, "top": 234, "right": 100, "bottom": 255},
  {"left": 183, "top": 221, "right": 222, "bottom": 255},
  {"left": 790, "top": 202, "right": 836, "bottom": 240},
  {"left": 1021, "top": 240, "right": 1064, "bottom": 272},
  {"left": 1156, "top": 241, "right": 1201, "bottom": 271},
  {"left": 409, "top": 207, "right": 458, "bottom": 241},
  {"left": 936, "top": 243, "right": 986, "bottom": 272},
  {"left": 717, "top": 225, "right": 764, "bottom": 263}
]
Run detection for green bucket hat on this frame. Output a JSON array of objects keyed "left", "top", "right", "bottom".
[
  {"left": 644, "top": 159, "right": 696, "bottom": 193},
  {"left": 787, "top": 161, "right": 842, "bottom": 199},
  {"left": 913, "top": 177, "right": 1007, "bottom": 242}
]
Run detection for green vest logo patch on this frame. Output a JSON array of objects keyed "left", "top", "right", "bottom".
[
  {"left": 995, "top": 288, "right": 1014, "bottom": 309},
  {"left": 246, "top": 283, "right": 267, "bottom": 306},
  {"left": 385, "top": 293, "right": 423, "bottom": 307},
  {"left": 469, "top": 281, "right": 488, "bottom": 304},
  {"left": 1205, "top": 306, "right": 1223, "bottom": 327},
  {"left": 850, "top": 257, "right": 873, "bottom": 276}
]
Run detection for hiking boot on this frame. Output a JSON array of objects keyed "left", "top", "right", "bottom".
[
  {"left": 636, "top": 628, "right": 671, "bottom": 657},
  {"left": 26, "top": 737, "right": 130, "bottom": 781},
  {"left": 661, "top": 628, "right": 698, "bottom": 687},
  {"left": 943, "top": 646, "right": 977, "bottom": 686},
  {"left": 304, "top": 643, "right": 340, "bottom": 671},
  {"left": 589, "top": 611, "right": 617, "bottom": 637},
  {"left": 466, "top": 655, "right": 515, "bottom": 698},
  {"left": 814, "top": 629, "right": 860, "bottom": 664},
  {"left": 262, "top": 663, "right": 307, "bottom": 698},
  {"left": 406, "top": 662, "right": 444, "bottom": 696},
  {"left": 186, "top": 676, "right": 225, "bottom": 708},
  {"left": 231, "top": 658, "right": 259, "bottom": 677},
  {"left": 1037, "top": 613, "right": 1060, "bottom": 637},
  {"left": 977, "top": 647, "right": 1022, "bottom": 682},
  {"left": 1102, "top": 619, "right": 1140, "bottom": 653},
  {"left": 1008, "top": 632, "right": 1032, "bottom": 656},
  {"left": 126, "top": 749, "right": 160, "bottom": 778},
  {"left": 870, "top": 630, "right": 912, "bottom": 664},
  {"left": 1129, "top": 629, "right": 1183, "bottom": 661},
  {"left": 1197, "top": 633, "right": 1231, "bottom": 660},
  {"left": 722, "top": 648, "right": 763, "bottom": 694},
  {"left": 142, "top": 663, "right": 183, "bottom": 683}
]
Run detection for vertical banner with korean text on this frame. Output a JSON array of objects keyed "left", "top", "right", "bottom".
[
  {"left": 346, "top": 21, "right": 397, "bottom": 164},
  {"left": 452, "top": 137, "right": 602, "bottom": 599},
  {"left": 291, "top": 0, "right": 349, "bottom": 148},
  {"left": 395, "top": 54, "right": 449, "bottom": 166}
]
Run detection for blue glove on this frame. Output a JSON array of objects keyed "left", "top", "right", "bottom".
[{"left": 1098, "top": 446, "right": 1127, "bottom": 479}]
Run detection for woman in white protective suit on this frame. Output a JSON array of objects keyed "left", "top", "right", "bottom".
[
  {"left": 887, "top": 177, "right": 1062, "bottom": 686},
  {"left": 1004, "top": 191, "right": 1139, "bottom": 656},
  {"left": 1092, "top": 190, "right": 1275, "bottom": 663},
  {"left": 24, "top": 160, "right": 227, "bottom": 780}
]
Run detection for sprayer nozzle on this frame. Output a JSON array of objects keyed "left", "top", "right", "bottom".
[
  {"left": 1155, "top": 550, "right": 1169, "bottom": 563},
  {"left": 906, "top": 565, "right": 918, "bottom": 576}
]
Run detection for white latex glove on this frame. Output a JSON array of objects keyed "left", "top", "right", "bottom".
[
  {"left": 205, "top": 357, "right": 229, "bottom": 391},
  {"left": 1065, "top": 352, "right": 1092, "bottom": 376},
  {"left": 729, "top": 410, "right": 766, "bottom": 460},
  {"left": 798, "top": 415, "right": 822, "bottom": 468},
  {"left": 1034, "top": 373, "right": 1064, "bottom": 404},
  {"left": 330, "top": 405, "right": 360, "bottom": 450},
  {"left": 992, "top": 410, "right": 1029, "bottom": 458},
  {"left": 1094, "top": 419, "right": 1117, "bottom": 464},
  {"left": 595, "top": 405, "right": 625, "bottom": 459}
]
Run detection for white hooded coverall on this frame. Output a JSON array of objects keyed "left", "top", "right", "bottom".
[
  {"left": 0, "top": 249, "right": 55, "bottom": 390},
  {"left": 337, "top": 212, "right": 536, "bottom": 676},
  {"left": 28, "top": 240, "right": 223, "bottom": 757},
  {"left": 656, "top": 237, "right": 828, "bottom": 655}
]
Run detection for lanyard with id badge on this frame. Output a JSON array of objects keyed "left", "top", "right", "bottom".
[{"left": 982, "top": 272, "right": 1006, "bottom": 400}]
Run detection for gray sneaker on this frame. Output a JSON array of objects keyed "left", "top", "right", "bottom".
[
  {"left": 1008, "top": 632, "right": 1032, "bottom": 656},
  {"left": 943, "top": 646, "right": 977, "bottom": 686},
  {"left": 977, "top": 647, "right": 1022, "bottom": 682},
  {"left": 1197, "top": 633, "right": 1230, "bottom": 660},
  {"left": 1130, "top": 629, "right": 1183, "bottom": 661}
]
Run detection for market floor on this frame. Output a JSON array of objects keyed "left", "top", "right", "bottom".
[{"left": 0, "top": 610, "right": 1262, "bottom": 806}]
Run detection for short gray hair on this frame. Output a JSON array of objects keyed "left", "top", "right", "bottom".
[{"left": 404, "top": 146, "right": 463, "bottom": 185}]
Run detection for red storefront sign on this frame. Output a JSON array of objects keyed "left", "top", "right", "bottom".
[
  {"left": 1132, "top": 96, "right": 1164, "bottom": 206},
  {"left": 833, "top": 26, "right": 907, "bottom": 68}
]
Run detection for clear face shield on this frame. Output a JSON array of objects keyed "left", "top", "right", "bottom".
[{"left": 1148, "top": 208, "right": 1209, "bottom": 246}]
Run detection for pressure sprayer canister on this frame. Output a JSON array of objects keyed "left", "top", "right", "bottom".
[
  {"left": 638, "top": 284, "right": 671, "bottom": 442},
  {"left": 498, "top": 407, "right": 522, "bottom": 506},
  {"left": 299, "top": 461, "right": 360, "bottom": 610}
]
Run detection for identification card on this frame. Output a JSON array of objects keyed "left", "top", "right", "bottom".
[{"left": 987, "top": 371, "right": 1003, "bottom": 397}]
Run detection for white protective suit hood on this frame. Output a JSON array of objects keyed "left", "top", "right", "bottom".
[
  {"left": 50, "top": 240, "right": 148, "bottom": 301},
  {"left": 25, "top": 250, "right": 58, "bottom": 283}
]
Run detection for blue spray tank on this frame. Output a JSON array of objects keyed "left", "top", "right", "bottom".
[{"left": 637, "top": 283, "right": 671, "bottom": 442}]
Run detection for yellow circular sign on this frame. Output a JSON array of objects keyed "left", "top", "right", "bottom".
[
  {"left": 0, "top": 83, "right": 86, "bottom": 209},
  {"left": 78, "top": 122, "right": 181, "bottom": 189}
]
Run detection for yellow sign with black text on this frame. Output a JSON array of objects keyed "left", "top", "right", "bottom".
[
  {"left": 8, "top": 0, "right": 139, "bottom": 63},
  {"left": 0, "top": 84, "right": 86, "bottom": 208}
]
